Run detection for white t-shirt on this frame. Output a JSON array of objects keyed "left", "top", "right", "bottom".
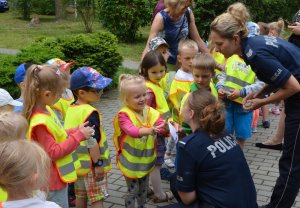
[
  {"left": 174, "top": 69, "right": 193, "bottom": 81},
  {"left": 2, "top": 198, "right": 60, "bottom": 208}
]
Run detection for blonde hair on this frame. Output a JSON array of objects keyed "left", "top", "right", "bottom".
[
  {"left": 192, "top": 53, "right": 216, "bottom": 73},
  {"left": 119, "top": 74, "right": 146, "bottom": 104},
  {"left": 22, "top": 64, "right": 66, "bottom": 121},
  {"left": 210, "top": 12, "right": 249, "bottom": 39},
  {"left": 227, "top": 2, "right": 250, "bottom": 23},
  {"left": 186, "top": 90, "right": 225, "bottom": 137},
  {"left": 164, "top": 0, "right": 194, "bottom": 11},
  {"left": 178, "top": 39, "right": 199, "bottom": 54},
  {"left": 268, "top": 18, "right": 285, "bottom": 37},
  {"left": 0, "top": 140, "right": 50, "bottom": 197},
  {"left": 0, "top": 112, "right": 28, "bottom": 142}
]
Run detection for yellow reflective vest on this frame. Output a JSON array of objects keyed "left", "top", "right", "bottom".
[
  {"left": 145, "top": 81, "right": 170, "bottom": 119},
  {"left": 52, "top": 90, "right": 75, "bottom": 121},
  {"left": 169, "top": 79, "right": 193, "bottom": 122},
  {"left": 28, "top": 106, "right": 78, "bottom": 183},
  {"left": 159, "top": 71, "right": 176, "bottom": 98},
  {"left": 0, "top": 189, "right": 7, "bottom": 202},
  {"left": 113, "top": 106, "right": 159, "bottom": 179},
  {"left": 64, "top": 104, "right": 112, "bottom": 176},
  {"left": 224, "top": 55, "right": 256, "bottom": 104},
  {"left": 212, "top": 51, "right": 226, "bottom": 76}
]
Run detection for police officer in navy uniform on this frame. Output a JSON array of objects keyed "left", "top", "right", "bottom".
[
  {"left": 172, "top": 90, "right": 257, "bottom": 208},
  {"left": 211, "top": 9, "right": 300, "bottom": 208}
]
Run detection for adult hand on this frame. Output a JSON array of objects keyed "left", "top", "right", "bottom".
[
  {"left": 243, "top": 98, "right": 264, "bottom": 111},
  {"left": 288, "top": 22, "right": 300, "bottom": 35},
  {"left": 93, "top": 166, "right": 104, "bottom": 181}
]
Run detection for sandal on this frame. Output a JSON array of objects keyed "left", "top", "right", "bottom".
[
  {"left": 147, "top": 187, "right": 154, "bottom": 197},
  {"left": 152, "top": 191, "right": 174, "bottom": 203}
]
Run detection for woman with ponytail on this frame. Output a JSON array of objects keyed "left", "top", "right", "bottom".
[
  {"left": 210, "top": 5, "right": 300, "bottom": 208},
  {"left": 172, "top": 90, "right": 256, "bottom": 207}
]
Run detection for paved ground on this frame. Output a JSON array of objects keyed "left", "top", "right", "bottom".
[{"left": 95, "top": 89, "right": 300, "bottom": 208}]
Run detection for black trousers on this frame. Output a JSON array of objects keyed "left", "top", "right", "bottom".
[{"left": 268, "top": 93, "right": 300, "bottom": 208}]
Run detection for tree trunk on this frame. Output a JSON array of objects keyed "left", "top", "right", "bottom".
[{"left": 55, "top": 0, "right": 64, "bottom": 20}]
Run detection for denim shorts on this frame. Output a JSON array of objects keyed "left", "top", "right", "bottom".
[{"left": 224, "top": 100, "right": 252, "bottom": 139}]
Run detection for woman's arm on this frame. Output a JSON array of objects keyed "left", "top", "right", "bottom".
[
  {"left": 288, "top": 22, "right": 300, "bottom": 35},
  {"left": 188, "top": 10, "right": 209, "bottom": 53},
  {"left": 141, "top": 13, "right": 164, "bottom": 61},
  {"left": 178, "top": 191, "right": 197, "bottom": 205}
]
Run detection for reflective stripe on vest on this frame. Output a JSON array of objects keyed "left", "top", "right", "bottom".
[
  {"left": 64, "top": 104, "right": 112, "bottom": 176},
  {"left": 146, "top": 81, "right": 170, "bottom": 118},
  {"left": 224, "top": 55, "right": 256, "bottom": 104},
  {"left": 113, "top": 106, "right": 159, "bottom": 178},
  {"left": 27, "top": 106, "right": 77, "bottom": 183},
  {"left": 169, "top": 79, "right": 192, "bottom": 122},
  {"left": 159, "top": 71, "right": 176, "bottom": 98}
]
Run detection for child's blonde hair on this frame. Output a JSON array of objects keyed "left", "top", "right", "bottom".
[
  {"left": 178, "top": 39, "right": 199, "bottom": 54},
  {"left": 0, "top": 112, "right": 28, "bottom": 142},
  {"left": 268, "top": 18, "right": 285, "bottom": 37},
  {"left": 119, "top": 74, "right": 146, "bottom": 104},
  {"left": 192, "top": 53, "right": 216, "bottom": 73},
  {"left": 226, "top": 2, "right": 250, "bottom": 23},
  {"left": 22, "top": 64, "right": 66, "bottom": 121},
  {"left": 0, "top": 140, "right": 50, "bottom": 197},
  {"left": 164, "top": 0, "right": 194, "bottom": 11}
]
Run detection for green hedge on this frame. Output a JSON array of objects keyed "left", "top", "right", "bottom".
[{"left": 1, "top": 32, "right": 123, "bottom": 98}]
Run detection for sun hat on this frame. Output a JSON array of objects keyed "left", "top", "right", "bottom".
[{"left": 0, "top": 89, "right": 22, "bottom": 107}]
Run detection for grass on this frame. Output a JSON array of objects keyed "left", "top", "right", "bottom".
[{"left": 0, "top": 11, "right": 149, "bottom": 61}]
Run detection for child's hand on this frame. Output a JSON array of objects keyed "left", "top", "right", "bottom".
[
  {"left": 227, "top": 89, "right": 240, "bottom": 100},
  {"left": 218, "top": 88, "right": 226, "bottom": 99},
  {"left": 93, "top": 166, "right": 104, "bottom": 181},
  {"left": 78, "top": 121, "right": 95, "bottom": 140}
]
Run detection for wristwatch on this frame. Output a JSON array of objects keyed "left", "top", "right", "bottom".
[{"left": 93, "top": 159, "right": 104, "bottom": 167}]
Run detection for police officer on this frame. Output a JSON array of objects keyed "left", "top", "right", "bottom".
[
  {"left": 172, "top": 90, "right": 257, "bottom": 207},
  {"left": 210, "top": 9, "right": 300, "bottom": 208}
]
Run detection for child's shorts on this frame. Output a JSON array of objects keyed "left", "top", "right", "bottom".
[
  {"left": 156, "top": 136, "right": 166, "bottom": 165},
  {"left": 224, "top": 100, "right": 252, "bottom": 139},
  {"left": 75, "top": 171, "right": 106, "bottom": 203}
]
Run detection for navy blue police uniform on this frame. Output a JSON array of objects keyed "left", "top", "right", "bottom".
[
  {"left": 241, "top": 35, "right": 300, "bottom": 208},
  {"left": 175, "top": 129, "right": 257, "bottom": 208}
]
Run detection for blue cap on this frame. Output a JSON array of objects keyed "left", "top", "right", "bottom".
[
  {"left": 70, "top": 67, "right": 112, "bottom": 90},
  {"left": 246, "top": 21, "right": 260, "bottom": 37},
  {"left": 14, "top": 63, "right": 33, "bottom": 84}
]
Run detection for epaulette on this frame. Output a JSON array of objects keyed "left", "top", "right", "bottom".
[{"left": 178, "top": 134, "right": 195, "bottom": 149}]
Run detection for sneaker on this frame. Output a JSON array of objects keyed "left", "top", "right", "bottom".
[
  {"left": 262, "top": 121, "right": 270, "bottom": 128},
  {"left": 271, "top": 106, "right": 280, "bottom": 115},
  {"left": 252, "top": 127, "right": 258, "bottom": 133},
  {"left": 164, "top": 158, "right": 175, "bottom": 168}
]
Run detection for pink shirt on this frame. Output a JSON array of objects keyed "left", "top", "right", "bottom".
[
  {"left": 31, "top": 108, "right": 85, "bottom": 191},
  {"left": 146, "top": 90, "right": 157, "bottom": 109}
]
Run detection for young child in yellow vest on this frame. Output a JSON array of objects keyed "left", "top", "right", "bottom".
[
  {"left": 113, "top": 74, "right": 169, "bottom": 208},
  {"left": 0, "top": 140, "right": 60, "bottom": 208},
  {"left": 64, "top": 67, "right": 112, "bottom": 208},
  {"left": 0, "top": 112, "right": 28, "bottom": 203},
  {"left": 179, "top": 53, "right": 218, "bottom": 135},
  {"left": 46, "top": 58, "right": 76, "bottom": 125},
  {"left": 23, "top": 64, "right": 94, "bottom": 208},
  {"left": 148, "top": 36, "right": 175, "bottom": 99},
  {"left": 140, "top": 51, "right": 174, "bottom": 203},
  {"left": 166, "top": 39, "right": 198, "bottom": 168},
  {"left": 216, "top": 55, "right": 265, "bottom": 149}
]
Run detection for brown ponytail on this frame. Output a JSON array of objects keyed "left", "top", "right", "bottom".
[{"left": 187, "top": 90, "right": 225, "bottom": 137}]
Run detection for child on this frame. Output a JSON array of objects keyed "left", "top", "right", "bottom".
[
  {"left": 166, "top": 39, "right": 198, "bottom": 167},
  {"left": 64, "top": 66, "right": 112, "bottom": 208},
  {"left": 216, "top": 55, "right": 264, "bottom": 148},
  {"left": 0, "top": 112, "right": 28, "bottom": 202},
  {"left": 0, "top": 88, "right": 23, "bottom": 112},
  {"left": 180, "top": 53, "right": 218, "bottom": 134},
  {"left": 140, "top": 51, "right": 173, "bottom": 202},
  {"left": 23, "top": 64, "right": 94, "bottom": 208},
  {"left": 0, "top": 140, "right": 60, "bottom": 208},
  {"left": 113, "top": 74, "right": 168, "bottom": 208},
  {"left": 13, "top": 63, "right": 33, "bottom": 113},
  {"left": 46, "top": 58, "right": 76, "bottom": 124},
  {"left": 268, "top": 18, "right": 285, "bottom": 38}
]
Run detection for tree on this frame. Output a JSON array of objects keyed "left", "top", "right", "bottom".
[
  {"left": 55, "top": 0, "right": 64, "bottom": 20},
  {"left": 76, "top": 0, "right": 95, "bottom": 33}
]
